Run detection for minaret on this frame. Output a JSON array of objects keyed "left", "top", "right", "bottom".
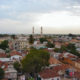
[
  {"left": 32, "top": 26, "right": 34, "bottom": 35},
  {"left": 41, "top": 26, "right": 43, "bottom": 37}
]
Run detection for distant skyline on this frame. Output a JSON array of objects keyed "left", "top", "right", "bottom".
[{"left": 0, "top": 0, "right": 80, "bottom": 34}]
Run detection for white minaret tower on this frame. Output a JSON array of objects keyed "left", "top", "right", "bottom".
[
  {"left": 41, "top": 26, "right": 43, "bottom": 37},
  {"left": 32, "top": 26, "right": 34, "bottom": 35}
]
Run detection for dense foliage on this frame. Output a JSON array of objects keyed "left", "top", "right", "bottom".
[
  {"left": 11, "top": 34, "right": 16, "bottom": 39},
  {"left": 0, "top": 40, "right": 9, "bottom": 50},
  {"left": 13, "top": 61, "right": 21, "bottom": 73},
  {"left": 0, "top": 68, "right": 4, "bottom": 80},
  {"left": 0, "top": 34, "right": 9, "bottom": 37},
  {"left": 29, "top": 35, "right": 34, "bottom": 44},
  {"left": 21, "top": 48, "right": 50, "bottom": 75},
  {"left": 28, "top": 78, "right": 34, "bottom": 80},
  {"left": 54, "top": 43, "right": 80, "bottom": 57},
  {"left": 46, "top": 41, "right": 55, "bottom": 48},
  {"left": 39, "top": 38, "right": 47, "bottom": 43}
]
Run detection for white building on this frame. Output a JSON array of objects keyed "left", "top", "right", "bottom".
[
  {"left": 10, "top": 55, "right": 22, "bottom": 62},
  {"left": 13, "top": 39, "right": 28, "bottom": 51},
  {"left": 5, "top": 64, "right": 17, "bottom": 80},
  {"left": 0, "top": 58, "right": 12, "bottom": 62}
]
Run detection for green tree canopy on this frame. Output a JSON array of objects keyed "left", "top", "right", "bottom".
[
  {"left": 46, "top": 41, "right": 55, "bottom": 48},
  {"left": 29, "top": 35, "right": 34, "bottom": 44},
  {"left": 67, "top": 43, "right": 76, "bottom": 50},
  {"left": 21, "top": 49, "right": 50, "bottom": 74},
  {"left": 28, "top": 78, "right": 34, "bottom": 80},
  {"left": 68, "top": 33, "right": 76, "bottom": 38},
  {"left": 0, "top": 40, "right": 9, "bottom": 50},
  {"left": 13, "top": 61, "right": 21, "bottom": 73},
  {"left": 0, "top": 34, "right": 9, "bottom": 37},
  {"left": 0, "top": 68, "right": 4, "bottom": 80},
  {"left": 54, "top": 48, "right": 61, "bottom": 53},
  {"left": 54, "top": 43, "right": 80, "bottom": 57},
  {"left": 39, "top": 38, "right": 47, "bottom": 43},
  {"left": 11, "top": 34, "right": 16, "bottom": 39}
]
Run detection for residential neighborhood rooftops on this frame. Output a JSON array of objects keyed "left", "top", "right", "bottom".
[
  {"left": 49, "top": 57, "right": 62, "bottom": 64},
  {"left": 39, "top": 64, "right": 72, "bottom": 79},
  {"left": 0, "top": 53, "right": 7, "bottom": 58},
  {"left": 10, "top": 50, "right": 22, "bottom": 56}
]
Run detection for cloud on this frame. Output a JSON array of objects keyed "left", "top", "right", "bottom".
[
  {"left": 0, "top": 5, "right": 11, "bottom": 9},
  {"left": 72, "top": 5, "right": 80, "bottom": 9},
  {"left": 0, "top": 0, "right": 80, "bottom": 34},
  {"left": 66, "top": 5, "right": 80, "bottom": 16},
  {"left": 0, "top": 10, "right": 80, "bottom": 34},
  {"left": 36, "top": 11, "right": 80, "bottom": 29},
  {"left": 16, "top": 12, "right": 42, "bottom": 23},
  {"left": 0, "top": 19, "right": 30, "bottom": 34}
]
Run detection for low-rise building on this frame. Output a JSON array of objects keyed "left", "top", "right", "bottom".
[
  {"left": 13, "top": 39, "right": 28, "bottom": 51},
  {"left": 5, "top": 64, "right": 17, "bottom": 80},
  {"left": 0, "top": 61, "right": 17, "bottom": 80},
  {"left": 10, "top": 50, "right": 22, "bottom": 62}
]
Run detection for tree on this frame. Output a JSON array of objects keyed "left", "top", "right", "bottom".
[
  {"left": 0, "top": 68, "right": 4, "bottom": 80},
  {"left": 54, "top": 48, "right": 61, "bottom": 53},
  {"left": 60, "top": 45, "right": 68, "bottom": 53},
  {"left": 0, "top": 40, "right": 9, "bottom": 50},
  {"left": 0, "top": 34, "right": 9, "bottom": 37},
  {"left": 21, "top": 49, "right": 50, "bottom": 78},
  {"left": 13, "top": 61, "right": 21, "bottom": 73},
  {"left": 46, "top": 41, "right": 55, "bottom": 48},
  {"left": 68, "top": 33, "right": 75, "bottom": 37},
  {"left": 67, "top": 43, "right": 76, "bottom": 50},
  {"left": 39, "top": 38, "right": 47, "bottom": 43},
  {"left": 29, "top": 35, "right": 34, "bottom": 44},
  {"left": 65, "top": 43, "right": 80, "bottom": 57},
  {"left": 28, "top": 78, "right": 34, "bottom": 80},
  {"left": 11, "top": 34, "right": 16, "bottom": 39},
  {"left": 54, "top": 43, "right": 80, "bottom": 57}
]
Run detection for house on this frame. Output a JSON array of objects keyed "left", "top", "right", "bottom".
[
  {"left": 50, "top": 52, "right": 61, "bottom": 59},
  {"left": 39, "top": 64, "right": 72, "bottom": 80},
  {"left": 54, "top": 42, "right": 61, "bottom": 48},
  {"left": 10, "top": 50, "right": 22, "bottom": 62},
  {"left": 8, "top": 40, "right": 14, "bottom": 50},
  {"left": 70, "top": 39, "right": 79, "bottom": 44},
  {"left": 21, "top": 51, "right": 28, "bottom": 57},
  {"left": 33, "top": 44, "right": 47, "bottom": 49},
  {"left": 0, "top": 61, "right": 8, "bottom": 71},
  {"left": 0, "top": 61, "right": 17, "bottom": 80},
  {"left": 59, "top": 52, "right": 77, "bottom": 61},
  {"left": 0, "top": 49, "right": 5, "bottom": 53},
  {"left": 49, "top": 57, "right": 62, "bottom": 65},
  {"left": 0, "top": 53, "right": 11, "bottom": 62},
  {"left": 0, "top": 58, "right": 11, "bottom": 62},
  {"left": 0, "top": 53, "right": 7, "bottom": 58},
  {"left": 76, "top": 48, "right": 80, "bottom": 53},
  {"left": 39, "top": 69, "right": 60, "bottom": 80},
  {"left": 73, "top": 61, "right": 80, "bottom": 69},
  {"left": 5, "top": 64, "right": 17, "bottom": 80},
  {"left": 73, "top": 72, "right": 80, "bottom": 80},
  {"left": 13, "top": 39, "right": 28, "bottom": 51},
  {"left": 75, "top": 42, "right": 80, "bottom": 48},
  {"left": 19, "top": 75, "right": 25, "bottom": 80}
]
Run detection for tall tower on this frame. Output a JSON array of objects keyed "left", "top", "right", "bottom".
[
  {"left": 32, "top": 26, "right": 34, "bottom": 35},
  {"left": 41, "top": 26, "right": 43, "bottom": 37}
]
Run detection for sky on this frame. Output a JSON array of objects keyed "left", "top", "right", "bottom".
[{"left": 0, "top": 0, "right": 80, "bottom": 34}]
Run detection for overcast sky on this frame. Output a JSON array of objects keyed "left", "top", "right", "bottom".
[{"left": 0, "top": 0, "right": 80, "bottom": 34}]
